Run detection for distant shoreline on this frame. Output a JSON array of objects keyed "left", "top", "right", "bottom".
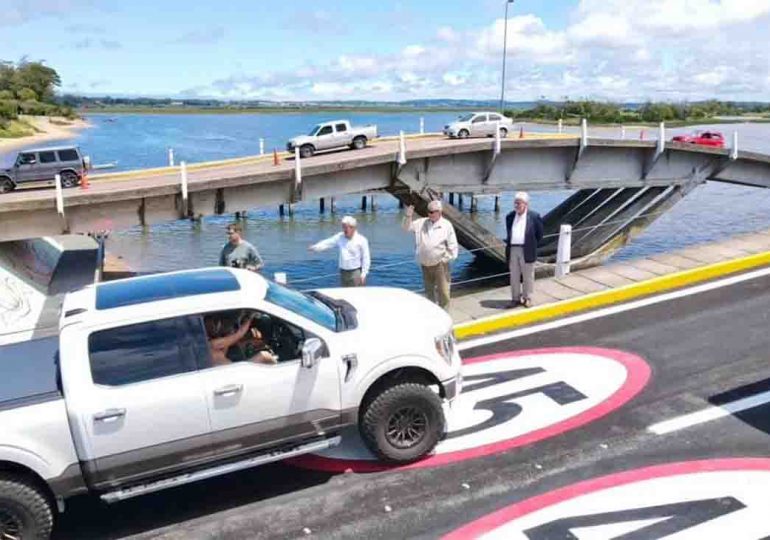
[
  {"left": 0, "top": 116, "right": 92, "bottom": 154},
  {"left": 80, "top": 106, "right": 478, "bottom": 115}
]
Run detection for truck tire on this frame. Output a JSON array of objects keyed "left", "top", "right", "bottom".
[
  {"left": 0, "top": 177, "right": 14, "bottom": 193},
  {"left": 0, "top": 475, "right": 54, "bottom": 540},
  {"left": 299, "top": 145, "right": 315, "bottom": 159},
  {"left": 458, "top": 129, "right": 469, "bottom": 139},
  {"left": 360, "top": 382, "right": 445, "bottom": 464},
  {"left": 60, "top": 171, "right": 79, "bottom": 188},
  {"left": 351, "top": 136, "right": 367, "bottom": 150}
]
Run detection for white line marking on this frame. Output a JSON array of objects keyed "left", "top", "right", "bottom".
[
  {"left": 457, "top": 265, "right": 770, "bottom": 351},
  {"left": 648, "top": 389, "right": 770, "bottom": 435}
]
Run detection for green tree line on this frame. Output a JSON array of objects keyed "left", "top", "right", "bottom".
[
  {"left": 507, "top": 100, "right": 770, "bottom": 124},
  {"left": 0, "top": 59, "right": 76, "bottom": 127}
]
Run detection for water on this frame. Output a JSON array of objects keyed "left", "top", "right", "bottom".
[{"left": 5, "top": 114, "right": 770, "bottom": 291}]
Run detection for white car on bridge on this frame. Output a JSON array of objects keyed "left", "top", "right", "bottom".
[
  {"left": 444, "top": 112, "right": 513, "bottom": 139},
  {"left": 287, "top": 120, "right": 378, "bottom": 158}
]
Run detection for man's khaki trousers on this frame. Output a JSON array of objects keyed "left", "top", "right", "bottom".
[
  {"left": 509, "top": 246, "right": 534, "bottom": 301},
  {"left": 421, "top": 262, "right": 451, "bottom": 309}
]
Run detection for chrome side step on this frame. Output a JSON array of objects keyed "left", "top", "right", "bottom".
[{"left": 100, "top": 436, "right": 341, "bottom": 503}]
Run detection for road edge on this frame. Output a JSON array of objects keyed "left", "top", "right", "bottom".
[{"left": 454, "top": 250, "right": 770, "bottom": 340}]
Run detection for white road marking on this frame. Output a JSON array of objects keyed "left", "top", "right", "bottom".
[
  {"left": 457, "top": 265, "right": 770, "bottom": 351},
  {"left": 648, "top": 389, "right": 770, "bottom": 435}
]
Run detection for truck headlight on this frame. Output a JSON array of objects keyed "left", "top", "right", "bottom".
[{"left": 435, "top": 331, "right": 456, "bottom": 365}]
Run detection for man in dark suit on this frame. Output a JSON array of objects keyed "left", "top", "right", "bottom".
[{"left": 505, "top": 191, "right": 544, "bottom": 308}]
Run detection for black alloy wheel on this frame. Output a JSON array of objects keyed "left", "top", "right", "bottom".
[
  {"left": 0, "top": 178, "right": 13, "bottom": 194},
  {"left": 0, "top": 507, "right": 22, "bottom": 540},
  {"left": 386, "top": 406, "right": 428, "bottom": 449},
  {"left": 60, "top": 171, "right": 79, "bottom": 188}
]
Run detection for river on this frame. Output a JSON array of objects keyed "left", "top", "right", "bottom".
[{"left": 4, "top": 113, "right": 770, "bottom": 292}]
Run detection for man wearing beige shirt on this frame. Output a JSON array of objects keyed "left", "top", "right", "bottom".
[{"left": 402, "top": 200, "right": 459, "bottom": 309}]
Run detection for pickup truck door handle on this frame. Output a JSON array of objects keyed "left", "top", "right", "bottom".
[
  {"left": 93, "top": 408, "right": 126, "bottom": 422},
  {"left": 214, "top": 384, "right": 244, "bottom": 397}
]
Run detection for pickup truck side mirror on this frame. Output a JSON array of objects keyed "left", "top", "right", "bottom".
[{"left": 301, "top": 338, "right": 323, "bottom": 369}]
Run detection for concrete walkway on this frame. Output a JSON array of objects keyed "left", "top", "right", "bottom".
[{"left": 450, "top": 228, "right": 770, "bottom": 324}]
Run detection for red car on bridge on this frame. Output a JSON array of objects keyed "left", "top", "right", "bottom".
[{"left": 671, "top": 130, "right": 725, "bottom": 148}]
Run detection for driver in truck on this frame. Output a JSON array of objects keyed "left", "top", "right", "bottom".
[{"left": 205, "top": 312, "right": 277, "bottom": 366}]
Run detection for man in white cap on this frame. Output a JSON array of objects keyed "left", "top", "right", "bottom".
[
  {"left": 309, "top": 216, "right": 371, "bottom": 287},
  {"left": 505, "top": 191, "right": 544, "bottom": 308},
  {"left": 402, "top": 200, "right": 458, "bottom": 309}
]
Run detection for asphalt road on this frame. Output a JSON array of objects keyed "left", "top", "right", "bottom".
[{"left": 55, "top": 270, "right": 770, "bottom": 539}]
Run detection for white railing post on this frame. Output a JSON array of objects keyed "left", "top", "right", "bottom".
[
  {"left": 168, "top": 147, "right": 175, "bottom": 167},
  {"left": 259, "top": 138, "right": 265, "bottom": 156},
  {"left": 555, "top": 224, "right": 572, "bottom": 278},
  {"left": 557, "top": 118, "right": 563, "bottom": 134},
  {"left": 54, "top": 173, "right": 64, "bottom": 216},
  {"left": 494, "top": 121, "right": 501, "bottom": 155},
  {"left": 657, "top": 122, "right": 666, "bottom": 156},
  {"left": 398, "top": 130, "right": 407, "bottom": 165},
  {"left": 621, "top": 125, "right": 626, "bottom": 139},
  {"left": 180, "top": 161, "right": 188, "bottom": 213},
  {"left": 294, "top": 146, "right": 302, "bottom": 187},
  {"left": 731, "top": 131, "right": 739, "bottom": 160},
  {"left": 419, "top": 117, "right": 424, "bottom": 135},
  {"left": 580, "top": 118, "right": 588, "bottom": 149}
]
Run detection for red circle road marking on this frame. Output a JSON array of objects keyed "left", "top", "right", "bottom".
[
  {"left": 442, "top": 458, "right": 770, "bottom": 539},
  {"left": 289, "top": 346, "right": 651, "bottom": 473}
]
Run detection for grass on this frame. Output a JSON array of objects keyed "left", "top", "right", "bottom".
[{"left": 0, "top": 119, "right": 37, "bottom": 138}]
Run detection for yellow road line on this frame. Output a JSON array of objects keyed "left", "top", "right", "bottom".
[{"left": 454, "top": 250, "right": 770, "bottom": 340}]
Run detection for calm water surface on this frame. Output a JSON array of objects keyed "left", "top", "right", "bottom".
[{"left": 5, "top": 114, "right": 770, "bottom": 291}]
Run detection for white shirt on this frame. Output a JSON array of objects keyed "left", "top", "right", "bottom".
[
  {"left": 510, "top": 211, "right": 527, "bottom": 245},
  {"left": 408, "top": 217, "right": 459, "bottom": 266},
  {"left": 310, "top": 231, "right": 371, "bottom": 278}
]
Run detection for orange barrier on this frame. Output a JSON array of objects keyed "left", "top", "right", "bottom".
[
  {"left": 80, "top": 169, "right": 90, "bottom": 190},
  {"left": 273, "top": 149, "right": 280, "bottom": 166}
]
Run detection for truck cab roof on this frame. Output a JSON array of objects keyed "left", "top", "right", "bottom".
[{"left": 61, "top": 268, "right": 268, "bottom": 330}]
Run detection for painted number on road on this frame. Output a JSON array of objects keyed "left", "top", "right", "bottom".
[
  {"left": 444, "top": 459, "right": 770, "bottom": 539},
  {"left": 291, "top": 347, "right": 650, "bottom": 472}
]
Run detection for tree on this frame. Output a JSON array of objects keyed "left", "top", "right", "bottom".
[
  {"left": 11, "top": 59, "right": 61, "bottom": 103},
  {"left": 16, "top": 87, "right": 37, "bottom": 101}
]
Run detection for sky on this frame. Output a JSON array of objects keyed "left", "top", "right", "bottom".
[{"left": 1, "top": 0, "right": 770, "bottom": 102}]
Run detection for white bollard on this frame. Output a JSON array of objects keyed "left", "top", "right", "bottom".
[
  {"left": 581, "top": 118, "right": 588, "bottom": 148},
  {"left": 398, "top": 130, "right": 407, "bottom": 165},
  {"left": 180, "top": 161, "right": 188, "bottom": 203},
  {"left": 274, "top": 272, "right": 287, "bottom": 285},
  {"left": 494, "top": 121, "right": 501, "bottom": 155},
  {"left": 54, "top": 174, "right": 64, "bottom": 216},
  {"left": 621, "top": 125, "right": 626, "bottom": 139},
  {"left": 558, "top": 118, "right": 563, "bottom": 134},
  {"left": 259, "top": 138, "right": 265, "bottom": 155},
  {"left": 294, "top": 146, "right": 302, "bottom": 186},
  {"left": 419, "top": 117, "right": 424, "bottom": 135},
  {"left": 168, "top": 148, "right": 175, "bottom": 167},
  {"left": 731, "top": 131, "right": 739, "bottom": 160},
  {"left": 555, "top": 224, "right": 572, "bottom": 278}
]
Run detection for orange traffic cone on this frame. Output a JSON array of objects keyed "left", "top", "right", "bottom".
[
  {"left": 273, "top": 149, "right": 280, "bottom": 166},
  {"left": 80, "top": 169, "right": 89, "bottom": 190},
  {"left": 519, "top": 126, "right": 524, "bottom": 139}
]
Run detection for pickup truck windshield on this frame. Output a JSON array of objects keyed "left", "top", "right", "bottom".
[
  {"left": 308, "top": 125, "right": 321, "bottom": 136},
  {"left": 265, "top": 282, "right": 337, "bottom": 331}
]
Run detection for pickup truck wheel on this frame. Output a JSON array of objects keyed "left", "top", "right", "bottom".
[
  {"left": 351, "top": 136, "right": 367, "bottom": 150},
  {"left": 299, "top": 145, "right": 315, "bottom": 159},
  {"left": 458, "top": 129, "right": 469, "bottom": 139},
  {"left": 0, "top": 476, "right": 53, "bottom": 540},
  {"left": 0, "top": 178, "right": 14, "bottom": 193},
  {"left": 360, "top": 382, "right": 445, "bottom": 464},
  {"left": 60, "top": 171, "right": 79, "bottom": 188}
]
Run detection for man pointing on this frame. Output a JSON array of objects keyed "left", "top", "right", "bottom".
[{"left": 309, "top": 216, "right": 371, "bottom": 287}]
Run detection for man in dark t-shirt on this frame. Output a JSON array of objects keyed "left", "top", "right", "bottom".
[{"left": 219, "top": 223, "right": 264, "bottom": 271}]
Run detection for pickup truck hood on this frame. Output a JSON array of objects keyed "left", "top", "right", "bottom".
[
  {"left": 318, "top": 286, "right": 452, "bottom": 339},
  {"left": 288, "top": 135, "right": 313, "bottom": 146}
]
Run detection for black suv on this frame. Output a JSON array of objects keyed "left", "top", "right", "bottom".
[{"left": 0, "top": 146, "right": 88, "bottom": 193}]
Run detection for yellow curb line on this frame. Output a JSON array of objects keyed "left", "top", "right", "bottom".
[{"left": 454, "top": 250, "right": 770, "bottom": 340}]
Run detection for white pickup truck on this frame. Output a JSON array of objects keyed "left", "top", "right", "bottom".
[
  {"left": 286, "top": 120, "right": 378, "bottom": 158},
  {"left": 0, "top": 268, "right": 461, "bottom": 538}
]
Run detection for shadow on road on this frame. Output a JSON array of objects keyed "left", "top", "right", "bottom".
[
  {"left": 708, "top": 376, "right": 770, "bottom": 435},
  {"left": 54, "top": 462, "right": 335, "bottom": 539}
]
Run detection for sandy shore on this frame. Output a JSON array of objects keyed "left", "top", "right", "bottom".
[{"left": 0, "top": 116, "right": 92, "bottom": 155}]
